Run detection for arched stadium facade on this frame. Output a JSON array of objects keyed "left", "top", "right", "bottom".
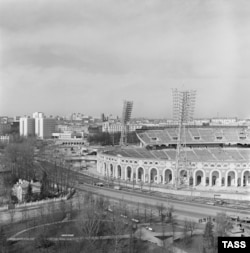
[{"left": 97, "top": 126, "right": 250, "bottom": 189}]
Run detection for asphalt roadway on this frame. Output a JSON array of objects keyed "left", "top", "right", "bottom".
[{"left": 77, "top": 183, "right": 250, "bottom": 221}]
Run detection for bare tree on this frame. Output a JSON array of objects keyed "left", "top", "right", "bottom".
[
  {"left": 109, "top": 211, "right": 127, "bottom": 252},
  {"left": 9, "top": 207, "right": 16, "bottom": 224},
  {"left": 188, "top": 219, "right": 197, "bottom": 237},
  {"left": 215, "top": 212, "right": 232, "bottom": 237},
  {"left": 167, "top": 205, "right": 176, "bottom": 240},
  {"left": 78, "top": 205, "right": 101, "bottom": 249}
]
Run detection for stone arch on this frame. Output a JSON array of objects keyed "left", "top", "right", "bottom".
[
  {"left": 164, "top": 168, "right": 173, "bottom": 184},
  {"left": 210, "top": 170, "right": 221, "bottom": 187},
  {"left": 117, "top": 165, "right": 122, "bottom": 179},
  {"left": 149, "top": 167, "right": 158, "bottom": 183},
  {"left": 179, "top": 169, "right": 188, "bottom": 185},
  {"left": 137, "top": 167, "right": 144, "bottom": 182},
  {"left": 194, "top": 169, "right": 205, "bottom": 186},
  {"left": 241, "top": 169, "right": 250, "bottom": 186},
  {"left": 225, "top": 170, "right": 237, "bottom": 187},
  {"left": 206, "top": 177, "right": 209, "bottom": 186},
  {"left": 110, "top": 164, "right": 114, "bottom": 177},
  {"left": 104, "top": 162, "right": 107, "bottom": 176},
  {"left": 126, "top": 166, "right": 132, "bottom": 181}
]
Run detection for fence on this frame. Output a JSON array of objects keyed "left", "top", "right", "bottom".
[{"left": 0, "top": 196, "right": 67, "bottom": 211}]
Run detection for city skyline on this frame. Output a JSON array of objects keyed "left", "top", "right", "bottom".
[{"left": 1, "top": 0, "right": 250, "bottom": 118}]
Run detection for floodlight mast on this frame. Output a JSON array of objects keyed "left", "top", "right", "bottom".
[
  {"left": 120, "top": 100, "right": 133, "bottom": 146},
  {"left": 172, "top": 89, "right": 196, "bottom": 189}
]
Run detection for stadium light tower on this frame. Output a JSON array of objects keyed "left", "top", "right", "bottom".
[
  {"left": 172, "top": 89, "right": 196, "bottom": 189},
  {"left": 120, "top": 100, "right": 133, "bottom": 146}
]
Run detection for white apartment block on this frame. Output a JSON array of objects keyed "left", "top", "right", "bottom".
[
  {"left": 19, "top": 117, "right": 35, "bottom": 137},
  {"left": 20, "top": 113, "right": 55, "bottom": 139},
  {"left": 35, "top": 117, "right": 56, "bottom": 139}
]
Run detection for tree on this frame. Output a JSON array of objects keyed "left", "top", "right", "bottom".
[
  {"left": 186, "top": 219, "right": 197, "bottom": 237},
  {"left": 215, "top": 212, "right": 232, "bottom": 237},
  {"left": 203, "top": 219, "right": 215, "bottom": 253},
  {"left": 109, "top": 211, "right": 127, "bottom": 252},
  {"left": 0, "top": 226, "right": 7, "bottom": 253},
  {"left": 40, "top": 171, "right": 49, "bottom": 199},
  {"left": 78, "top": 205, "right": 101, "bottom": 249},
  {"left": 167, "top": 205, "right": 176, "bottom": 239},
  {"left": 35, "top": 233, "right": 54, "bottom": 249},
  {"left": 2, "top": 139, "right": 36, "bottom": 182},
  {"left": 156, "top": 203, "right": 167, "bottom": 222},
  {"left": 9, "top": 207, "right": 16, "bottom": 224},
  {"left": 214, "top": 212, "right": 232, "bottom": 251},
  {"left": 182, "top": 219, "right": 197, "bottom": 246},
  {"left": 25, "top": 183, "right": 33, "bottom": 202}
]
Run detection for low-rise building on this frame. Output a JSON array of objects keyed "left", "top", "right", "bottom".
[{"left": 12, "top": 179, "right": 41, "bottom": 202}]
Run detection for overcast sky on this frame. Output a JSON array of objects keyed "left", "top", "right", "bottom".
[{"left": 0, "top": 0, "right": 250, "bottom": 119}]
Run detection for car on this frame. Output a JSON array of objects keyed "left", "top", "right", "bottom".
[
  {"left": 95, "top": 182, "right": 104, "bottom": 187},
  {"left": 146, "top": 226, "right": 154, "bottom": 231},
  {"left": 131, "top": 218, "right": 140, "bottom": 223},
  {"left": 206, "top": 201, "right": 215, "bottom": 206}
]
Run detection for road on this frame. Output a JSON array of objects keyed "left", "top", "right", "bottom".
[
  {"left": 35, "top": 157, "right": 250, "bottom": 220},
  {"left": 77, "top": 184, "right": 250, "bottom": 220}
]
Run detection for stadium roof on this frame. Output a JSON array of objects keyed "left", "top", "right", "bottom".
[
  {"left": 136, "top": 126, "right": 250, "bottom": 146},
  {"left": 103, "top": 147, "right": 250, "bottom": 163}
]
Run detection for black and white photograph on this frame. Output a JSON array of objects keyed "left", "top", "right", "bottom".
[{"left": 0, "top": 0, "right": 250, "bottom": 252}]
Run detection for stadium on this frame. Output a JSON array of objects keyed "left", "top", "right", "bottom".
[{"left": 97, "top": 90, "right": 250, "bottom": 194}]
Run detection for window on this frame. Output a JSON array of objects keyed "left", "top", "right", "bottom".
[
  {"left": 216, "top": 136, "right": 223, "bottom": 140},
  {"left": 172, "top": 137, "right": 178, "bottom": 140},
  {"left": 194, "top": 136, "right": 200, "bottom": 140},
  {"left": 239, "top": 136, "right": 246, "bottom": 140}
]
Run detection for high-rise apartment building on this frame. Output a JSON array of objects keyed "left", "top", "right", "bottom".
[
  {"left": 20, "top": 112, "right": 55, "bottom": 139},
  {"left": 19, "top": 117, "right": 35, "bottom": 137},
  {"left": 33, "top": 112, "right": 55, "bottom": 139},
  {"left": 35, "top": 117, "right": 56, "bottom": 139}
]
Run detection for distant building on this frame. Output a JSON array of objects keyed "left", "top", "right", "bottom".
[
  {"left": 0, "top": 135, "right": 10, "bottom": 143},
  {"left": 102, "top": 122, "right": 142, "bottom": 133},
  {"left": 19, "top": 117, "right": 35, "bottom": 137},
  {"left": 0, "top": 123, "right": 11, "bottom": 135},
  {"left": 210, "top": 117, "right": 238, "bottom": 125},
  {"left": 20, "top": 112, "right": 56, "bottom": 139},
  {"left": 88, "top": 125, "right": 103, "bottom": 135},
  {"left": 0, "top": 116, "right": 9, "bottom": 124},
  {"left": 32, "top": 112, "right": 44, "bottom": 119},
  {"left": 12, "top": 179, "right": 41, "bottom": 202},
  {"left": 101, "top": 113, "right": 107, "bottom": 122},
  {"left": 35, "top": 117, "right": 56, "bottom": 139}
]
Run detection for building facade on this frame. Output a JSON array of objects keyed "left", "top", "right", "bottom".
[
  {"left": 97, "top": 150, "right": 250, "bottom": 189},
  {"left": 35, "top": 117, "right": 56, "bottom": 139},
  {"left": 19, "top": 117, "right": 35, "bottom": 137}
]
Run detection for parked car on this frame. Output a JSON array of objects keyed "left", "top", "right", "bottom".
[{"left": 146, "top": 226, "right": 154, "bottom": 231}]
